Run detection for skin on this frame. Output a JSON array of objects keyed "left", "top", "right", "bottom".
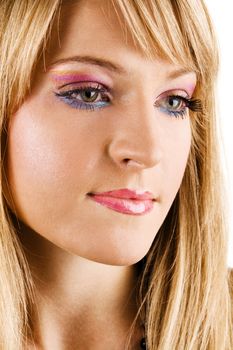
[{"left": 4, "top": 0, "right": 196, "bottom": 349}]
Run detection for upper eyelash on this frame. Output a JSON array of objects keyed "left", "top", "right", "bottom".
[
  {"left": 161, "top": 95, "right": 203, "bottom": 118},
  {"left": 153, "top": 94, "right": 202, "bottom": 111},
  {"left": 55, "top": 84, "right": 110, "bottom": 111},
  {"left": 55, "top": 85, "right": 203, "bottom": 116},
  {"left": 175, "top": 95, "right": 203, "bottom": 112},
  {"left": 56, "top": 85, "right": 108, "bottom": 97}
]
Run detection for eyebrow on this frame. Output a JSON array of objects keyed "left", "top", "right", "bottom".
[
  {"left": 48, "top": 55, "right": 127, "bottom": 75},
  {"left": 48, "top": 55, "right": 193, "bottom": 79},
  {"left": 166, "top": 68, "right": 194, "bottom": 80}
]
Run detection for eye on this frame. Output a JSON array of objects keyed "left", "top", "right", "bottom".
[
  {"left": 155, "top": 95, "right": 189, "bottom": 118},
  {"left": 54, "top": 82, "right": 111, "bottom": 111},
  {"left": 75, "top": 89, "right": 98, "bottom": 102},
  {"left": 154, "top": 94, "right": 202, "bottom": 119},
  {"left": 164, "top": 96, "right": 184, "bottom": 110}
]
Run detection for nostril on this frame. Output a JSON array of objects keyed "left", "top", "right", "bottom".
[{"left": 123, "top": 159, "right": 144, "bottom": 167}]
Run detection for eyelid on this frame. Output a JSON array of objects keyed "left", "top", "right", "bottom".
[
  {"left": 57, "top": 80, "right": 110, "bottom": 91},
  {"left": 156, "top": 89, "right": 190, "bottom": 100}
]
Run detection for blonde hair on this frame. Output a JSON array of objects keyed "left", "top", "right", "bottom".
[{"left": 0, "top": 0, "right": 232, "bottom": 349}]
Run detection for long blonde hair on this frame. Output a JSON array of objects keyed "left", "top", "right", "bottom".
[{"left": 0, "top": 1, "right": 232, "bottom": 349}]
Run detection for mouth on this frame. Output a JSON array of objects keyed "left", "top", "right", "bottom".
[
  {"left": 88, "top": 188, "right": 156, "bottom": 200},
  {"left": 87, "top": 189, "right": 156, "bottom": 215}
]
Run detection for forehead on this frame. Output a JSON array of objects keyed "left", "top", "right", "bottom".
[
  {"left": 44, "top": 0, "right": 194, "bottom": 78},
  {"left": 47, "top": 0, "right": 139, "bottom": 62}
]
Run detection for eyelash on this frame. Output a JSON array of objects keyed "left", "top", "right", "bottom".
[{"left": 54, "top": 83, "right": 203, "bottom": 118}]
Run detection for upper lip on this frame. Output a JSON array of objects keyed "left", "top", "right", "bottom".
[{"left": 88, "top": 188, "right": 156, "bottom": 201}]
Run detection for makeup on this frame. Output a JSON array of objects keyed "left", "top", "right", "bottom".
[
  {"left": 90, "top": 189, "right": 155, "bottom": 200},
  {"left": 184, "top": 84, "right": 196, "bottom": 98},
  {"left": 161, "top": 85, "right": 196, "bottom": 100},
  {"left": 50, "top": 70, "right": 111, "bottom": 88},
  {"left": 87, "top": 195, "right": 154, "bottom": 215}
]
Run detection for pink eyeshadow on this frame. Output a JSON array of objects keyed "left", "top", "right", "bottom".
[
  {"left": 171, "top": 84, "right": 196, "bottom": 98},
  {"left": 186, "top": 84, "right": 196, "bottom": 97},
  {"left": 50, "top": 71, "right": 110, "bottom": 86}
]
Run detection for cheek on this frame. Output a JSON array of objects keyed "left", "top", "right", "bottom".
[
  {"left": 169, "top": 119, "right": 191, "bottom": 166},
  {"left": 5, "top": 103, "right": 96, "bottom": 225},
  {"left": 161, "top": 118, "right": 191, "bottom": 204}
]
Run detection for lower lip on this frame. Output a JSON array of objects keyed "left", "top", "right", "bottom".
[{"left": 87, "top": 194, "right": 154, "bottom": 215}]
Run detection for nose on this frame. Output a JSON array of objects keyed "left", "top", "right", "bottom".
[{"left": 107, "top": 99, "right": 163, "bottom": 171}]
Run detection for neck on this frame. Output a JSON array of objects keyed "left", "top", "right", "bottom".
[{"left": 16, "top": 220, "right": 143, "bottom": 349}]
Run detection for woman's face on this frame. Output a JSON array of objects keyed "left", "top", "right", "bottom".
[{"left": 5, "top": 0, "right": 196, "bottom": 265}]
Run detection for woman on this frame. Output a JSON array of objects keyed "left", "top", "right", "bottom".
[{"left": 0, "top": 0, "right": 232, "bottom": 349}]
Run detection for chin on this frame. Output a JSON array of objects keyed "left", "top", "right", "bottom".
[{"left": 73, "top": 246, "right": 150, "bottom": 266}]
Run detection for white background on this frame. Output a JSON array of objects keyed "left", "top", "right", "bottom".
[{"left": 204, "top": 1, "right": 233, "bottom": 267}]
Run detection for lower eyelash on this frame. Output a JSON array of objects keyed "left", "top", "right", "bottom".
[
  {"left": 167, "top": 109, "right": 187, "bottom": 119},
  {"left": 56, "top": 94, "right": 106, "bottom": 111}
]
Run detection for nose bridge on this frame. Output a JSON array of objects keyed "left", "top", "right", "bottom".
[{"left": 108, "top": 92, "right": 163, "bottom": 169}]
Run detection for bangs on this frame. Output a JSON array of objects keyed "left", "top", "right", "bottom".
[{"left": 111, "top": 0, "right": 218, "bottom": 79}]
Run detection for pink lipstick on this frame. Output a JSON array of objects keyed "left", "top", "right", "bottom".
[{"left": 87, "top": 189, "right": 155, "bottom": 215}]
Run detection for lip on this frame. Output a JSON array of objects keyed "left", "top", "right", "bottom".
[
  {"left": 89, "top": 189, "right": 155, "bottom": 201},
  {"left": 87, "top": 189, "right": 155, "bottom": 216}
]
